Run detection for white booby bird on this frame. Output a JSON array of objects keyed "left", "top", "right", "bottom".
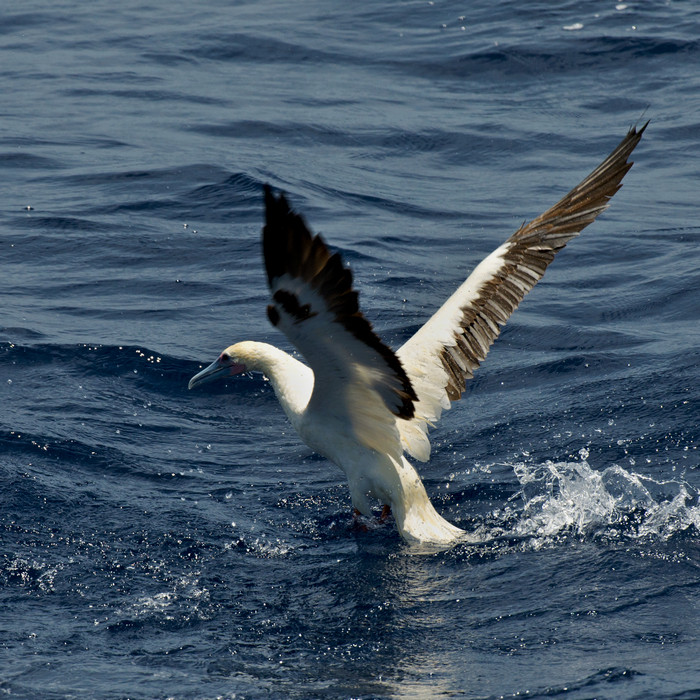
[{"left": 189, "top": 124, "right": 646, "bottom": 545}]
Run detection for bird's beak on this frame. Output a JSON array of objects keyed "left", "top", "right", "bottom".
[{"left": 188, "top": 354, "right": 247, "bottom": 390}]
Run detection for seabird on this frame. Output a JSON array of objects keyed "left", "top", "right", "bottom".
[{"left": 189, "top": 124, "right": 646, "bottom": 545}]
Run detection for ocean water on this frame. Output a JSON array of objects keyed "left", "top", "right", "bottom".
[{"left": 1, "top": 1, "right": 699, "bottom": 698}]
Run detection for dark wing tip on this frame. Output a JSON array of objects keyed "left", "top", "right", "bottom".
[
  {"left": 263, "top": 183, "right": 291, "bottom": 220},
  {"left": 634, "top": 118, "right": 650, "bottom": 137},
  {"left": 262, "top": 185, "right": 316, "bottom": 286},
  {"left": 620, "top": 118, "right": 648, "bottom": 163}
]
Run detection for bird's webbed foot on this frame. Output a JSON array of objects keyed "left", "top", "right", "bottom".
[
  {"left": 352, "top": 508, "right": 370, "bottom": 532},
  {"left": 351, "top": 505, "right": 392, "bottom": 532}
]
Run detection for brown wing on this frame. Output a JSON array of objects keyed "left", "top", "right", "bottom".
[{"left": 397, "top": 123, "right": 647, "bottom": 461}]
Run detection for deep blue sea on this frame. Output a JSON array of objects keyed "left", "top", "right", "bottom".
[{"left": 2, "top": 1, "right": 699, "bottom": 698}]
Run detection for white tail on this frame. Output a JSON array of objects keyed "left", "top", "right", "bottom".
[{"left": 391, "top": 457, "right": 465, "bottom": 546}]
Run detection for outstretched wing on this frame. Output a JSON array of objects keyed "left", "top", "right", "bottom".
[
  {"left": 263, "top": 185, "right": 417, "bottom": 459},
  {"left": 396, "top": 123, "right": 647, "bottom": 462}
]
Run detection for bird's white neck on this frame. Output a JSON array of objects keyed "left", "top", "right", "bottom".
[{"left": 238, "top": 341, "right": 314, "bottom": 429}]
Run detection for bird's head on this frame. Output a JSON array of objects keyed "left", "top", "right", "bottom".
[{"left": 188, "top": 342, "right": 255, "bottom": 390}]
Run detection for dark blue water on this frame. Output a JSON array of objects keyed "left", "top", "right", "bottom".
[{"left": 2, "top": 2, "right": 699, "bottom": 698}]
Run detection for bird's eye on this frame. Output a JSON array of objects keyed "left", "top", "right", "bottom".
[{"left": 220, "top": 352, "right": 230, "bottom": 362}]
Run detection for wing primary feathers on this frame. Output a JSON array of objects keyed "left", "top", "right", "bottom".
[
  {"left": 436, "top": 122, "right": 648, "bottom": 404},
  {"left": 263, "top": 185, "right": 322, "bottom": 286},
  {"left": 394, "top": 123, "right": 647, "bottom": 461}
]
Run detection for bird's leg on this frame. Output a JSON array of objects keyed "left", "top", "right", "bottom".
[
  {"left": 379, "top": 504, "right": 391, "bottom": 522},
  {"left": 352, "top": 508, "right": 369, "bottom": 532}
]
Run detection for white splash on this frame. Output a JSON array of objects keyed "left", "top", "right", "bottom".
[{"left": 508, "top": 451, "right": 699, "bottom": 544}]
